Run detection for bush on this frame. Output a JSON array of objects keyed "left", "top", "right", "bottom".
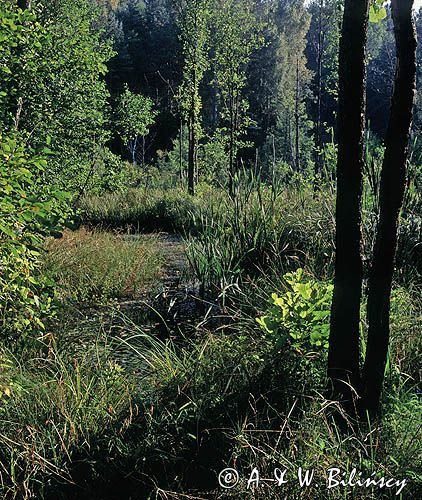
[
  {"left": 257, "top": 268, "right": 333, "bottom": 353},
  {"left": 0, "top": 133, "right": 70, "bottom": 340}
]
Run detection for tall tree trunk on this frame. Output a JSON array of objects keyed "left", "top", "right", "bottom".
[
  {"left": 188, "top": 66, "right": 197, "bottom": 196},
  {"left": 362, "top": 0, "right": 417, "bottom": 412},
  {"left": 188, "top": 114, "right": 196, "bottom": 196},
  {"left": 295, "top": 58, "right": 301, "bottom": 172},
  {"left": 328, "top": 0, "right": 370, "bottom": 405},
  {"left": 314, "top": 0, "right": 324, "bottom": 182},
  {"left": 228, "top": 101, "right": 235, "bottom": 197},
  {"left": 179, "top": 119, "right": 184, "bottom": 181}
]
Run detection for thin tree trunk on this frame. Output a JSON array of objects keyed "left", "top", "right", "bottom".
[
  {"left": 228, "top": 97, "right": 235, "bottom": 197},
  {"left": 328, "top": 0, "right": 370, "bottom": 406},
  {"left": 179, "top": 119, "right": 184, "bottom": 181},
  {"left": 287, "top": 115, "right": 293, "bottom": 165},
  {"left": 131, "top": 135, "right": 138, "bottom": 166},
  {"left": 314, "top": 0, "right": 324, "bottom": 183},
  {"left": 188, "top": 114, "right": 195, "bottom": 196},
  {"left": 188, "top": 61, "right": 197, "bottom": 196},
  {"left": 362, "top": 0, "right": 417, "bottom": 412},
  {"left": 295, "top": 58, "right": 301, "bottom": 172}
]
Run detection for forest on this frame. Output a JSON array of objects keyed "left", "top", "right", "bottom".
[{"left": 0, "top": 0, "right": 421, "bottom": 498}]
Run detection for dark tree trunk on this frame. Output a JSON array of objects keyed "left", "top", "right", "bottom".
[
  {"left": 328, "top": 0, "right": 370, "bottom": 405},
  {"left": 362, "top": 0, "right": 417, "bottom": 412}
]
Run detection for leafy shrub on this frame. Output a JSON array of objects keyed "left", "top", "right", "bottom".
[
  {"left": 0, "top": 1, "right": 114, "bottom": 196},
  {"left": 257, "top": 268, "right": 333, "bottom": 354},
  {"left": 0, "top": 134, "right": 70, "bottom": 340}
]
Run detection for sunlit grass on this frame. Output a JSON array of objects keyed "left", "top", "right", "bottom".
[{"left": 43, "top": 228, "right": 165, "bottom": 303}]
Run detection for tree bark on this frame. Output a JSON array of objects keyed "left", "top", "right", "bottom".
[
  {"left": 362, "top": 0, "right": 417, "bottom": 412},
  {"left": 328, "top": 0, "right": 370, "bottom": 406}
]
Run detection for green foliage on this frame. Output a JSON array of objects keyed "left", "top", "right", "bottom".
[
  {"left": 177, "top": 0, "right": 211, "bottom": 141},
  {"left": 186, "top": 182, "right": 335, "bottom": 292},
  {"left": 273, "top": 0, "right": 312, "bottom": 167},
  {"left": 212, "top": 0, "right": 264, "bottom": 178},
  {"left": 115, "top": 84, "right": 157, "bottom": 164},
  {"left": 0, "top": 335, "right": 134, "bottom": 498},
  {"left": 257, "top": 268, "right": 333, "bottom": 354},
  {"left": 0, "top": 0, "right": 114, "bottom": 195},
  {"left": 79, "top": 187, "right": 199, "bottom": 232},
  {"left": 0, "top": 6, "right": 44, "bottom": 114},
  {"left": 0, "top": 134, "right": 70, "bottom": 339},
  {"left": 369, "top": 0, "right": 387, "bottom": 24}
]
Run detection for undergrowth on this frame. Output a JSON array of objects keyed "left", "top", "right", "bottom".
[{"left": 0, "top": 276, "right": 419, "bottom": 499}]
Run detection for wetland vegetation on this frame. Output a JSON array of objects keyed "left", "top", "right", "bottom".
[{"left": 0, "top": 1, "right": 421, "bottom": 498}]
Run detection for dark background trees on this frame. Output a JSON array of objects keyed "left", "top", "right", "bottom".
[{"left": 80, "top": 0, "right": 422, "bottom": 187}]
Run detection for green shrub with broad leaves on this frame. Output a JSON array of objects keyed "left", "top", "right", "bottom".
[
  {"left": 256, "top": 268, "right": 333, "bottom": 355},
  {"left": 0, "top": 133, "right": 70, "bottom": 340}
]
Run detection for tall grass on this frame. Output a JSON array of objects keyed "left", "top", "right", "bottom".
[
  {"left": 0, "top": 335, "right": 135, "bottom": 499},
  {"left": 79, "top": 187, "right": 199, "bottom": 233},
  {"left": 186, "top": 182, "right": 335, "bottom": 294},
  {"left": 0, "top": 283, "right": 419, "bottom": 499},
  {"left": 43, "top": 229, "right": 165, "bottom": 303},
  {"left": 107, "top": 300, "right": 422, "bottom": 498},
  {"left": 79, "top": 176, "right": 421, "bottom": 286}
]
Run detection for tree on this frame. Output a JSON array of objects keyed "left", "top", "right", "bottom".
[
  {"left": 212, "top": 0, "right": 262, "bottom": 195},
  {"left": 270, "top": 0, "right": 311, "bottom": 171},
  {"left": 1, "top": 0, "right": 114, "bottom": 195},
  {"left": 177, "top": 0, "right": 211, "bottom": 195},
  {"left": 328, "top": 0, "right": 370, "bottom": 406},
  {"left": 362, "top": 0, "right": 417, "bottom": 411},
  {"left": 115, "top": 84, "right": 157, "bottom": 165},
  {"left": 366, "top": 8, "right": 396, "bottom": 137},
  {"left": 307, "top": 0, "right": 341, "bottom": 179},
  {"left": 0, "top": 4, "right": 70, "bottom": 339},
  {"left": 103, "top": 0, "right": 182, "bottom": 157},
  {"left": 329, "top": 0, "right": 417, "bottom": 414}
]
